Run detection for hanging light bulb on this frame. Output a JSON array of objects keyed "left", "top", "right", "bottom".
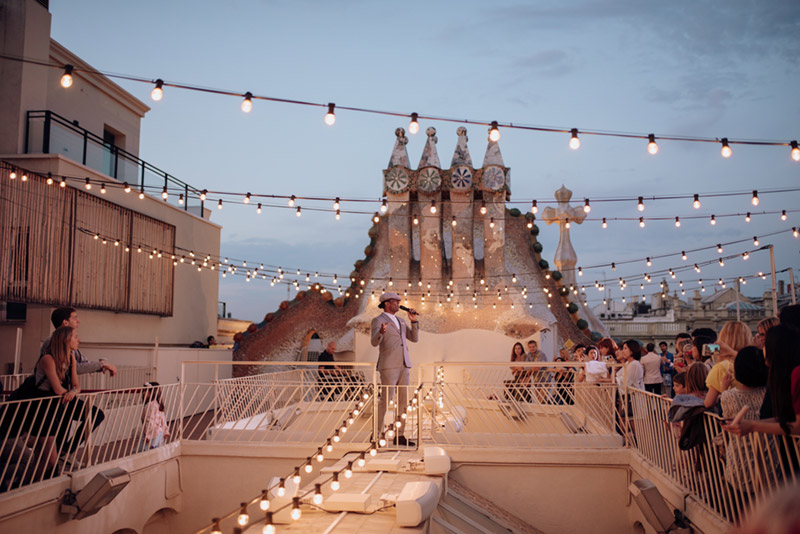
[
  {"left": 313, "top": 484, "right": 323, "bottom": 505},
  {"left": 380, "top": 198, "right": 388, "bottom": 213},
  {"left": 531, "top": 199, "right": 538, "bottom": 214},
  {"left": 602, "top": 217, "right": 607, "bottom": 229},
  {"left": 408, "top": 112, "right": 420, "bottom": 134},
  {"left": 710, "top": 214, "right": 716, "bottom": 225},
  {"left": 263, "top": 512, "right": 275, "bottom": 534},
  {"left": 719, "top": 258, "right": 725, "bottom": 267},
  {"left": 791, "top": 140, "right": 800, "bottom": 162},
  {"left": 45, "top": 172, "right": 53, "bottom": 185},
  {"left": 333, "top": 197, "right": 340, "bottom": 210},
  {"left": 237, "top": 503, "right": 250, "bottom": 526},
  {"left": 292, "top": 469, "right": 301, "bottom": 484},
  {"left": 217, "top": 199, "right": 223, "bottom": 210},
  {"left": 751, "top": 190, "right": 759, "bottom": 206},
  {"left": 692, "top": 194, "right": 700, "bottom": 209},
  {"left": 259, "top": 490, "right": 270, "bottom": 511},
  {"left": 451, "top": 216, "right": 457, "bottom": 227},
  {"left": 199, "top": 189, "right": 206, "bottom": 200},
  {"left": 745, "top": 212, "right": 751, "bottom": 222},
  {"left": 637, "top": 196, "right": 645, "bottom": 211},
  {"left": 138, "top": 188, "right": 145, "bottom": 199},
  {"left": 793, "top": 227, "right": 799, "bottom": 238},
  {"left": 489, "top": 217, "right": 495, "bottom": 228},
  {"left": 288, "top": 195, "right": 296, "bottom": 207},
  {"left": 674, "top": 216, "right": 681, "bottom": 227},
  {"left": 695, "top": 263, "right": 701, "bottom": 273},
  {"left": 372, "top": 212, "right": 380, "bottom": 224},
  {"left": 241, "top": 92, "right": 253, "bottom": 113},
  {"left": 720, "top": 138, "right": 732, "bottom": 158},
  {"left": 324, "top": 103, "right": 336, "bottom": 125},
  {"left": 565, "top": 217, "right": 571, "bottom": 229},
  {"left": 489, "top": 121, "right": 500, "bottom": 142},
  {"left": 412, "top": 213, "right": 419, "bottom": 225},
  {"left": 781, "top": 210, "right": 788, "bottom": 221},
  {"left": 647, "top": 133, "right": 658, "bottom": 155},
  {"left": 646, "top": 257, "right": 652, "bottom": 267},
  {"left": 583, "top": 198, "right": 591, "bottom": 213},
  {"left": 151, "top": 79, "right": 164, "bottom": 101},
  {"left": 569, "top": 128, "right": 580, "bottom": 150},
  {"left": 291, "top": 497, "right": 302, "bottom": 520},
  {"left": 480, "top": 200, "right": 487, "bottom": 215},
  {"left": 429, "top": 200, "right": 437, "bottom": 214},
  {"left": 639, "top": 217, "right": 645, "bottom": 228},
  {"left": 296, "top": 206, "right": 302, "bottom": 217},
  {"left": 161, "top": 186, "right": 168, "bottom": 200},
  {"left": 717, "top": 244, "right": 723, "bottom": 253},
  {"left": 331, "top": 472, "right": 340, "bottom": 491},
  {"left": 344, "top": 461, "right": 353, "bottom": 478},
  {"left": 60, "top": 65, "right": 74, "bottom": 88},
  {"left": 85, "top": 177, "right": 92, "bottom": 190},
  {"left": 243, "top": 192, "right": 251, "bottom": 204},
  {"left": 211, "top": 518, "right": 222, "bottom": 534},
  {"left": 335, "top": 208, "right": 340, "bottom": 220},
  {"left": 753, "top": 236, "right": 759, "bottom": 246},
  {"left": 681, "top": 251, "right": 687, "bottom": 260}
]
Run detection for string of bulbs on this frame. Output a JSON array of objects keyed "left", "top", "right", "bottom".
[{"left": 2, "top": 52, "right": 798, "bottom": 160}]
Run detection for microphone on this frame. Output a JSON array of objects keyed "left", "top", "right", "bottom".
[{"left": 399, "top": 305, "right": 420, "bottom": 316}]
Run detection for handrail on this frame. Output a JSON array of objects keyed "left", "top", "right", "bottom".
[{"left": 24, "top": 109, "right": 204, "bottom": 212}]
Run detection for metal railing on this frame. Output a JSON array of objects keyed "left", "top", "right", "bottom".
[
  {"left": 627, "top": 388, "right": 800, "bottom": 525},
  {"left": 1, "top": 366, "right": 155, "bottom": 397},
  {"left": 24, "top": 110, "right": 204, "bottom": 213}
]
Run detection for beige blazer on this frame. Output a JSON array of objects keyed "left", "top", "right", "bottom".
[{"left": 370, "top": 312, "right": 419, "bottom": 370}]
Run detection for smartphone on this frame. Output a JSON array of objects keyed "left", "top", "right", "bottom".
[
  {"left": 674, "top": 357, "right": 686, "bottom": 368},
  {"left": 702, "top": 343, "right": 720, "bottom": 358}
]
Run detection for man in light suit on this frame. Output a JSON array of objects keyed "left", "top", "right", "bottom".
[{"left": 371, "top": 292, "right": 419, "bottom": 446}]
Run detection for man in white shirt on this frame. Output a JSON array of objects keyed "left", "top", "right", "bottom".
[{"left": 640, "top": 342, "right": 664, "bottom": 394}]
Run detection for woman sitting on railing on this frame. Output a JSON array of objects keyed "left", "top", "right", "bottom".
[{"left": 29, "top": 326, "right": 81, "bottom": 471}]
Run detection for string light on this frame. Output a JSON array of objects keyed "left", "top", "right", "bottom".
[
  {"left": 480, "top": 200, "right": 487, "bottom": 215},
  {"left": 288, "top": 195, "right": 296, "bottom": 207},
  {"left": 674, "top": 216, "right": 681, "bottom": 227},
  {"left": 637, "top": 196, "right": 645, "bottom": 211},
  {"left": 211, "top": 518, "right": 222, "bottom": 534},
  {"left": 717, "top": 244, "right": 723, "bottom": 253},
  {"left": 372, "top": 212, "right": 380, "bottom": 223},
  {"left": 161, "top": 186, "right": 168, "bottom": 200},
  {"left": 241, "top": 92, "right": 253, "bottom": 113},
  {"left": 451, "top": 216, "right": 457, "bottom": 227},
  {"left": 647, "top": 133, "right": 658, "bottom": 155},
  {"left": 151, "top": 79, "right": 164, "bottom": 101},
  {"left": 344, "top": 461, "right": 353, "bottom": 478},
  {"left": 276, "top": 479, "right": 286, "bottom": 497},
  {"left": 324, "top": 103, "right": 336, "bottom": 126},
  {"left": 781, "top": 210, "right": 787, "bottom": 221},
  {"left": 753, "top": 236, "right": 759, "bottom": 246},
  {"left": 710, "top": 214, "right": 716, "bottom": 225},
  {"left": 489, "top": 121, "right": 500, "bottom": 142},
  {"left": 569, "top": 128, "right": 580, "bottom": 150},
  {"left": 720, "top": 138, "right": 732, "bottom": 158},
  {"left": 237, "top": 503, "right": 249, "bottom": 526},
  {"left": 199, "top": 188, "right": 206, "bottom": 200},
  {"left": 583, "top": 199, "right": 591, "bottom": 213},
  {"left": 291, "top": 497, "right": 302, "bottom": 521},
  {"left": 412, "top": 213, "right": 419, "bottom": 225},
  {"left": 335, "top": 208, "right": 340, "bottom": 219},
  {"left": 84, "top": 177, "right": 92, "bottom": 190},
  {"left": 60, "top": 64, "right": 74, "bottom": 88},
  {"left": 296, "top": 206, "right": 302, "bottom": 217},
  {"left": 693, "top": 194, "right": 700, "bottom": 209},
  {"left": 602, "top": 217, "right": 607, "bottom": 229},
  {"left": 100, "top": 182, "right": 106, "bottom": 194},
  {"left": 380, "top": 198, "right": 388, "bottom": 213},
  {"left": 217, "top": 199, "right": 223, "bottom": 210},
  {"left": 792, "top": 140, "right": 800, "bottom": 161},
  {"left": 430, "top": 200, "right": 437, "bottom": 214},
  {"left": 138, "top": 188, "right": 145, "bottom": 199},
  {"left": 489, "top": 217, "right": 495, "bottom": 228},
  {"left": 565, "top": 218, "right": 571, "bottom": 229},
  {"left": 257, "top": 202, "right": 262, "bottom": 213},
  {"left": 313, "top": 484, "right": 323, "bottom": 505},
  {"left": 46, "top": 173, "right": 53, "bottom": 185},
  {"left": 408, "top": 113, "right": 419, "bottom": 134},
  {"left": 752, "top": 190, "right": 759, "bottom": 206},
  {"left": 259, "top": 491, "right": 270, "bottom": 510},
  {"left": 331, "top": 472, "right": 340, "bottom": 491},
  {"left": 243, "top": 192, "right": 251, "bottom": 204},
  {"left": 531, "top": 200, "right": 538, "bottom": 214},
  {"left": 263, "top": 512, "right": 275, "bottom": 534},
  {"left": 745, "top": 212, "right": 751, "bottom": 222},
  {"left": 639, "top": 217, "right": 645, "bottom": 228},
  {"left": 681, "top": 251, "right": 687, "bottom": 261}
]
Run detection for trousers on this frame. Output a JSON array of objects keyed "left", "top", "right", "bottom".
[{"left": 377, "top": 367, "right": 409, "bottom": 436}]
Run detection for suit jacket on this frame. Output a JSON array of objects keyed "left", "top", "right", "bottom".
[{"left": 370, "top": 312, "right": 419, "bottom": 369}]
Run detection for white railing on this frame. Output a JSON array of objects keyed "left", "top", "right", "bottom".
[
  {"left": 627, "top": 388, "right": 800, "bottom": 525},
  {"left": 1, "top": 366, "right": 155, "bottom": 396}
]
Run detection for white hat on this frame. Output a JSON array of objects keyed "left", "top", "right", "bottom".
[{"left": 378, "top": 292, "right": 401, "bottom": 308}]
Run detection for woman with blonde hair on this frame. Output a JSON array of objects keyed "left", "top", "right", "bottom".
[
  {"left": 754, "top": 316, "right": 779, "bottom": 350},
  {"left": 704, "top": 321, "right": 752, "bottom": 409}
]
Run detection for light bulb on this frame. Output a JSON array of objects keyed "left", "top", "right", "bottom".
[
  {"left": 296, "top": 206, "right": 302, "bottom": 217},
  {"left": 162, "top": 186, "right": 168, "bottom": 200},
  {"left": 717, "top": 244, "right": 723, "bottom": 253},
  {"left": 489, "top": 217, "right": 495, "bottom": 228},
  {"left": 602, "top": 217, "right": 607, "bottom": 228},
  {"left": 313, "top": 484, "right": 323, "bottom": 505},
  {"left": 753, "top": 236, "right": 759, "bottom": 246},
  {"left": 637, "top": 196, "right": 645, "bottom": 211},
  {"left": 745, "top": 212, "right": 751, "bottom": 222},
  {"left": 291, "top": 498, "right": 302, "bottom": 520},
  {"left": 260, "top": 491, "right": 270, "bottom": 511},
  {"left": 324, "top": 103, "right": 336, "bottom": 126},
  {"left": 276, "top": 479, "right": 286, "bottom": 497},
  {"left": 60, "top": 65, "right": 74, "bottom": 88},
  {"left": 263, "top": 513, "right": 275, "bottom": 534},
  {"left": 792, "top": 141, "right": 800, "bottom": 161},
  {"left": 331, "top": 473, "right": 340, "bottom": 491},
  {"left": 639, "top": 217, "right": 645, "bottom": 228},
  {"left": 217, "top": 199, "right": 223, "bottom": 210},
  {"left": 151, "top": 79, "right": 164, "bottom": 101},
  {"left": 211, "top": 519, "right": 222, "bottom": 534},
  {"left": 480, "top": 200, "right": 487, "bottom": 215},
  {"left": 681, "top": 251, "right": 687, "bottom": 260},
  {"left": 373, "top": 212, "right": 380, "bottom": 223},
  {"left": 292, "top": 470, "right": 301, "bottom": 484},
  {"left": 412, "top": 214, "right": 419, "bottom": 225},
  {"left": 710, "top": 214, "right": 716, "bottom": 225},
  {"left": 244, "top": 192, "right": 251, "bottom": 204},
  {"left": 139, "top": 190, "right": 145, "bottom": 199},
  {"left": 380, "top": 198, "right": 388, "bottom": 213},
  {"left": 409, "top": 112, "right": 419, "bottom": 134},
  {"left": 305, "top": 462, "right": 313, "bottom": 473},
  {"left": 720, "top": 138, "right": 732, "bottom": 158},
  {"left": 333, "top": 197, "right": 340, "bottom": 210},
  {"left": 316, "top": 451, "right": 324, "bottom": 462},
  {"left": 430, "top": 200, "right": 437, "bottom": 214},
  {"left": 256, "top": 202, "right": 261, "bottom": 213},
  {"left": 489, "top": 121, "right": 500, "bottom": 142},
  {"left": 344, "top": 462, "right": 353, "bottom": 478},
  {"left": 531, "top": 199, "right": 538, "bottom": 214},
  {"left": 569, "top": 128, "right": 580, "bottom": 150},
  {"left": 85, "top": 178, "right": 92, "bottom": 190},
  {"left": 793, "top": 227, "right": 799, "bottom": 238},
  {"left": 237, "top": 503, "right": 249, "bottom": 526},
  {"left": 751, "top": 190, "right": 759, "bottom": 206},
  {"left": 646, "top": 257, "right": 652, "bottom": 266},
  {"left": 241, "top": 92, "right": 253, "bottom": 113},
  {"left": 583, "top": 198, "right": 591, "bottom": 213},
  {"left": 675, "top": 216, "right": 681, "bottom": 227},
  {"left": 288, "top": 194, "right": 296, "bottom": 207},
  {"left": 565, "top": 218, "right": 571, "bottom": 229},
  {"left": 693, "top": 194, "right": 700, "bottom": 209},
  {"left": 647, "top": 133, "right": 658, "bottom": 155},
  {"left": 781, "top": 210, "right": 787, "bottom": 221},
  {"left": 335, "top": 209, "right": 340, "bottom": 220}
]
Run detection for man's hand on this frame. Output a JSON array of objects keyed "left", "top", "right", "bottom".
[
  {"left": 379, "top": 323, "right": 387, "bottom": 335},
  {"left": 103, "top": 361, "right": 117, "bottom": 377},
  {"left": 406, "top": 308, "right": 418, "bottom": 321}
]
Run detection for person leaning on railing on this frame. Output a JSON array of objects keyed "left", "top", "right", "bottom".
[
  {"left": 40, "top": 307, "right": 117, "bottom": 378},
  {"left": 704, "top": 321, "right": 752, "bottom": 410},
  {"left": 723, "top": 324, "right": 800, "bottom": 438}
]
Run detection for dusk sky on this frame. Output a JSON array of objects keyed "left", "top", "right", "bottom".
[{"left": 50, "top": 1, "right": 800, "bottom": 322}]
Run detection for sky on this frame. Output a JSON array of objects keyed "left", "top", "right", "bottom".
[{"left": 49, "top": 1, "right": 800, "bottom": 322}]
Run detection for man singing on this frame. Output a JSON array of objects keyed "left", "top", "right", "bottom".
[{"left": 370, "top": 292, "right": 419, "bottom": 446}]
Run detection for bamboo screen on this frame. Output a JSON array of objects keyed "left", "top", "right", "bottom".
[{"left": 0, "top": 162, "right": 175, "bottom": 315}]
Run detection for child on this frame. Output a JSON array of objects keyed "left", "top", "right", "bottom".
[
  {"left": 673, "top": 372, "right": 687, "bottom": 396},
  {"left": 139, "top": 382, "right": 169, "bottom": 451}
]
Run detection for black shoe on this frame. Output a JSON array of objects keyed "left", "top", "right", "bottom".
[{"left": 395, "top": 436, "right": 415, "bottom": 447}]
